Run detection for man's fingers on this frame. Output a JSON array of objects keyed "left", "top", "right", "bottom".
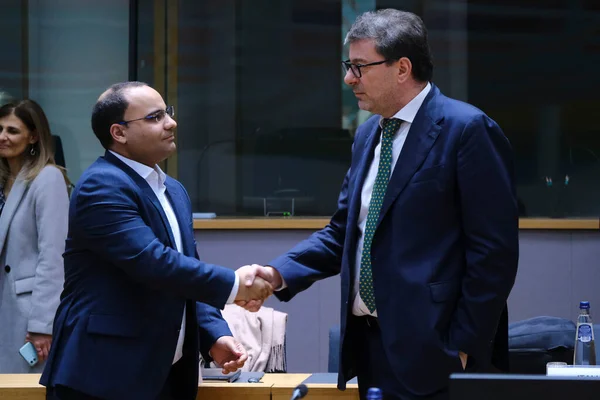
[
  {"left": 247, "top": 299, "right": 263, "bottom": 312},
  {"left": 236, "top": 275, "right": 273, "bottom": 304},
  {"left": 238, "top": 264, "right": 264, "bottom": 287},
  {"left": 254, "top": 266, "right": 272, "bottom": 281},
  {"left": 221, "top": 361, "right": 239, "bottom": 374},
  {"left": 242, "top": 268, "right": 255, "bottom": 287},
  {"left": 237, "top": 299, "right": 263, "bottom": 312},
  {"left": 248, "top": 277, "right": 272, "bottom": 299},
  {"left": 237, "top": 350, "right": 248, "bottom": 364},
  {"left": 42, "top": 344, "right": 49, "bottom": 360}
]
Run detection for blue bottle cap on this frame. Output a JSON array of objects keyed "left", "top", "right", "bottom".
[
  {"left": 580, "top": 301, "right": 590, "bottom": 309},
  {"left": 367, "top": 387, "right": 382, "bottom": 398}
]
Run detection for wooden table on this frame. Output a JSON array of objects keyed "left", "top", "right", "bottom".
[
  {"left": 195, "top": 373, "right": 291, "bottom": 400},
  {"left": 0, "top": 374, "right": 45, "bottom": 400},
  {"left": 0, "top": 373, "right": 358, "bottom": 400},
  {"left": 269, "top": 373, "right": 359, "bottom": 400}
]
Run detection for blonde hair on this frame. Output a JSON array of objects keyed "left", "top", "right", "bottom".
[{"left": 0, "top": 99, "right": 71, "bottom": 186}]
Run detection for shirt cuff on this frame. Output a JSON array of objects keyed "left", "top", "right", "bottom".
[
  {"left": 226, "top": 273, "right": 240, "bottom": 304},
  {"left": 276, "top": 277, "right": 287, "bottom": 291}
]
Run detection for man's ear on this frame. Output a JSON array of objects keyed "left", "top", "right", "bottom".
[
  {"left": 397, "top": 57, "right": 413, "bottom": 84},
  {"left": 110, "top": 123, "right": 127, "bottom": 144}
]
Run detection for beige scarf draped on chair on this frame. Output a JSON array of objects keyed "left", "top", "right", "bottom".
[{"left": 218, "top": 304, "right": 288, "bottom": 372}]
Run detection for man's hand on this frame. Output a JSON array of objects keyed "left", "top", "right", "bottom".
[
  {"left": 209, "top": 336, "right": 248, "bottom": 374},
  {"left": 459, "top": 351, "right": 468, "bottom": 370},
  {"left": 234, "top": 264, "right": 283, "bottom": 311},
  {"left": 25, "top": 332, "right": 52, "bottom": 362},
  {"left": 239, "top": 264, "right": 283, "bottom": 289},
  {"left": 235, "top": 264, "right": 274, "bottom": 305}
]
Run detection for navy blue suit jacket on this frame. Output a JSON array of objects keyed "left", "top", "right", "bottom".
[
  {"left": 41, "top": 151, "right": 236, "bottom": 400},
  {"left": 269, "top": 85, "right": 519, "bottom": 396}
]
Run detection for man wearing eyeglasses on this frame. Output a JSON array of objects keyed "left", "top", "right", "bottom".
[
  {"left": 242, "top": 8, "right": 518, "bottom": 400},
  {"left": 40, "top": 82, "right": 273, "bottom": 400}
]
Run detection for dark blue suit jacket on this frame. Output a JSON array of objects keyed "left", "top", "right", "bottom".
[
  {"left": 40, "top": 151, "right": 236, "bottom": 400},
  {"left": 270, "top": 85, "right": 519, "bottom": 396}
]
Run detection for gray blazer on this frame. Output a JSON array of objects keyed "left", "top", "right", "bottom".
[{"left": 0, "top": 165, "right": 69, "bottom": 373}]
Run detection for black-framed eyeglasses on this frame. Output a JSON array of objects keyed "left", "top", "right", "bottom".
[
  {"left": 118, "top": 105, "right": 175, "bottom": 125},
  {"left": 341, "top": 59, "right": 389, "bottom": 78}
]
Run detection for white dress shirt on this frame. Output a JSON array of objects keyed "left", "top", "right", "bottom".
[
  {"left": 352, "top": 83, "right": 432, "bottom": 317},
  {"left": 109, "top": 151, "right": 239, "bottom": 365}
]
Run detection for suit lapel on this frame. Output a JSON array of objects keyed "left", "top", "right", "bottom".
[
  {"left": 376, "top": 85, "right": 443, "bottom": 228},
  {"left": 348, "top": 122, "right": 381, "bottom": 222},
  {"left": 0, "top": 177, "right": 28, "bottom": 255},
  {"left": 343, "top": 121, "right": 383, "bottom": 281},
  {"left": 104, "top": 151, "right": 176, "bottom": 249},
  {"left": 146, "top": 188, "right": 177, "bottom": 251}
]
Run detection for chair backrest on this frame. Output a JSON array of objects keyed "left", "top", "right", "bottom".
[
  {"left": 53, "top": 135, "right": 66, "bottom": 168},
  {"left": 328, "top": 325, "right": 340, "bottom": 373},
  {"left": 508, "top": 316, "right": 576, "bottom": 374}
]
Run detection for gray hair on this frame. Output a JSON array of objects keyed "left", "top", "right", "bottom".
[{"left": 345, "top": 9, "right": 433, "bottom": 82}]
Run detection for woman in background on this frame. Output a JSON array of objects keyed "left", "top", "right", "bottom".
[{"left": 0, "top": 99, "right": 70, "bottom": 373}]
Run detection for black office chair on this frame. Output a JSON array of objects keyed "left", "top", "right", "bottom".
[
  {"left": 328, "top": 325, "right": 340, "bottom": 373},
  {"left": 508, "top": 316, "right": 575, "bottom": 374},
  {"left": 53, "top": 135, "right": 66, "bottom": 168}
]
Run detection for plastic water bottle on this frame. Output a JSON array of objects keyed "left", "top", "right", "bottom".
[
  {"left": 366, "top": 387, "right": 383, "bottom": 400},
  {"left": 574, "top": 301, "right": 597, "bottom": 365}
]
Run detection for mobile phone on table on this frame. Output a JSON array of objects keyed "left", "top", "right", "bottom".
[
  {"left": 201, "top": 368, "right": 241, "bottom": 382},
  {"left": 19, "top": 342, "right": 39, "bottom": 367}
]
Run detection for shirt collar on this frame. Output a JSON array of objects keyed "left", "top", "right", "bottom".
[
  {"left": 109, "top": 150, "right": 166, "bottom": 188},
  {"left": 379, "top": 82, "right": 431, "bottom": 127}
]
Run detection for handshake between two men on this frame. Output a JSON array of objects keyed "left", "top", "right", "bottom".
[{"left": 233, "top": 264, "right": 283, "bottom": 312}]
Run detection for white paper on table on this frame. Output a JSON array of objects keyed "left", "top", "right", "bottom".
[{"left": 547, "top": 365, "right": 600, "bottom": 378}]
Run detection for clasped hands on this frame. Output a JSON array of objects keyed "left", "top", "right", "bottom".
[
  {"left": 210, "top": 265, "right": 280, "bottom": 374},
  {"left": 234, "top": 264, "right": 282, "bottom": 312}
]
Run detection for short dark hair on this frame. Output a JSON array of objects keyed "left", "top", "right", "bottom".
[
  {"left": 345, "top": 9, "right": 433, "bottom": 82},
  {"left": 91, "top": 81, "right": 148, "bottom": 149}
]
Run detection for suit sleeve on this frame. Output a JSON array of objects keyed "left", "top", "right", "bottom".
[
  {"left": 28, "top": 167, "right": 69, "bottom": 334},
  {"left": 192, "top": 246, "right": 233, "bottom": 360},
  {"left": 449, "top": 114, "right": 519, "bottom": 361},
  {"left": 196, "top": 301, "right": 233, "bottom": 362},
  {"left": 269, "top": 164, "right": 351, "bottom": 301},
  {"left": 70, "top": 171, "right": 236, "bottom": 309}
]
